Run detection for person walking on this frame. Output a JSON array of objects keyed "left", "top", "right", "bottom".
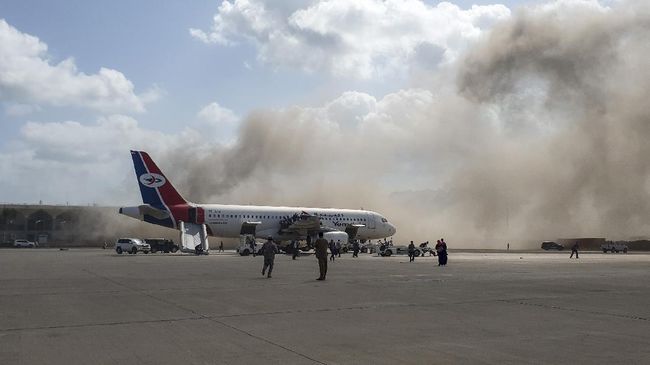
[
  {"left": 261, "top": 236, "right": 279, "bottom": 278},
  {"left": 329, "top": 239, "right": 336, "bottom": 261},
  {"left": 314, "top": 232, "right": 329, "bottom": 280},
  {"left": 570, "top": 242, "right": 579, "bottom": 259},
  {"left": 291, "top": 240, "right": 299, "bottom": 260},
  {"left": 219, "top": 241, "right": 224, "bottom": 252},
  {"left": 336, "top": 240, "right": 342, "bottom": 258},
  {"left": 408, "top": 241, "right": 416, "bottom": 262},
  {"left": 352, "top": 240, "right": 360, "bottom": 258},
  {"left": 249, "top": 237, "right": 256, "bottom": 257}
]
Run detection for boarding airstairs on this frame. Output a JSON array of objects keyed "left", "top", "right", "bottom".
[{"left": 179, "top": 221, "right": 209, "bottom": 254}]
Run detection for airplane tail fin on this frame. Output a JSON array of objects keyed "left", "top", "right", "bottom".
[{"left": 130, "top": 150, "right": 188, "bottom": 209}]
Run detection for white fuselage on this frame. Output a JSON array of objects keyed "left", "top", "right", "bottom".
[{"left": 200, "top": 204, "right": 396, "bottom": 241}]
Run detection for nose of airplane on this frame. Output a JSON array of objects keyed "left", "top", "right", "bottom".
[{"left": 388, "top": 223, "right": 396, "bottom": 236}]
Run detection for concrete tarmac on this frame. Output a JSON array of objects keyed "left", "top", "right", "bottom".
[{"left": 1, "top": 249, "right": 650, "bottom": 364}]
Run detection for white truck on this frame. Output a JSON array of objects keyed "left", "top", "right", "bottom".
[{"left": 601, "top": 242, "right": 628, "bottom": 253}]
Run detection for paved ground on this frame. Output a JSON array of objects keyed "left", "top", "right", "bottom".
[{"left": 1, "top": 249, "right": 649, "bottom": 364}]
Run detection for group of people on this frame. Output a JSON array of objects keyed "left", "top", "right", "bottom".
[
  {"left": 329, "top": 240, "right": 342, "bottom": 261},
  {"left": 257, "top": 234, "right": 450, "bottom": 280},
  {"left": 408, "top": 238, "right": 448, "bottom": 266},
  {"left": 435, "top": 239, "right": 448, "bottom": 266},
  {"left": 257, "top": 232, "right": 339, "bottom": 280}
]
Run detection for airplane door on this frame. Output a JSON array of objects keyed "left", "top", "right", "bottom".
[
  {"left": 366, "top": 214, "right": 376, "bottom": 229},
  {"left": 188, "top": 207, "right": 204, "bottom": 224}
]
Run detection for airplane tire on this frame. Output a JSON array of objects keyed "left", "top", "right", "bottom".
[
  {"left": 241, "top": 249, "right": 250, "bottom": 256},
  {"left": 171, "top": 246, "right": 179, "bottom": 253},
  {"left": 116, "top": 247, "right": 123, "bottom": 254}
]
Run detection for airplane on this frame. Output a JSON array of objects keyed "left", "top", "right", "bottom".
[{"left": 119, "top": 150, "right": 397, "bottom": 253}]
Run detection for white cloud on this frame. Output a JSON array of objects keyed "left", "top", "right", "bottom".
[
  {"left": 4, "top": 103, "right": 41, "bottom": 116},
  {"left": 196, "top": 102, "right": 240, "bottom": 143},
  {"left": 190, "top": 0, "right": 511, "bottom": 79},
  {"left": 197, "top": 102, "right": 239, "bottom": 125},
  {"left": 0, "top": 19, "right": 158, "bottom": 114},
  {"left": 0, "top": 115, "right": 201, "bottom": 205}
]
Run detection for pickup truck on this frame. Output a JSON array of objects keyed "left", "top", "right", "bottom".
[{"left": 601, "top": 242, "right": 628, "bottom": 253}]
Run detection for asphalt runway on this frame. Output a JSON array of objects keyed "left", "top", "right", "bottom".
[{"left": 1, "top": 249, "right": 649, "bottom": 364}]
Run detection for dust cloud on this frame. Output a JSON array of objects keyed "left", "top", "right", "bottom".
[{"left": 149, "top": 1, "right": 650, "bottom": 248}]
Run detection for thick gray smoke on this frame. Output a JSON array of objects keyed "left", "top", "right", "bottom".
[
  {"left": 453, "top": 1, "right": 650, "bottom": 242},
  {"left": 150, "top": 1, "right": 650, "bottom": 247}
]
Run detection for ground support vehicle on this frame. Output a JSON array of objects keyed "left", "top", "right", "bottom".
[
  {"left": 360, "top": 243, "right": 376, "bottom": 254},
  {"left": 601, "top": 242, "right": 628, "bottom": 253},
  {"left": 419, "top": 242, "right": 436, "bottom": 256},
  {"left": 236, "top": 234, "right": 263, "bottom": 256},
  {"left": 378, "top": 244, "right": 421, "bottom": 257},
  {"left": 541, "top": 241, "right": 564, "bottom": 251}
]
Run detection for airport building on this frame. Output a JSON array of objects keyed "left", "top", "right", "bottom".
[{"left": 0, "top": 204, "right": 176, "bottom": 246}]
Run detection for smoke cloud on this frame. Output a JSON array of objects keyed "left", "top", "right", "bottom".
[{"left": 150, "top": 0, "right": 650, "bottom": 247}]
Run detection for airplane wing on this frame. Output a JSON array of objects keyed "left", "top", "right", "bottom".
[
  {"left": 280, "top": 214, "right": 321, "bottom": 234},
  {"left": 279, "top": 213, "right": 365, "bottom": 240},
  {"left": 344, "top": 224, "right": 365, "bottom": 240}
]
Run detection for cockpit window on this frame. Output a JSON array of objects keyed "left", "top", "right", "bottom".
[{"left": 381, "top": 218, "right": 388, "bottom": 223}]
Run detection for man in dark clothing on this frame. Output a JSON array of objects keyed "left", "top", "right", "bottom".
[
  {"left": 570, "top": 242, "right": 579, "bottom": 259},
  {"left": 408, "top": 241, "right": 416, "bottom": 262},
  {"left": 314, "top": 232, "right": 329, "bottom": 280},
  {"left": 436, "top": 239, "right": 448, "bottom": 266},
  {"left": 261, "top": 237, "right": 278, "bottom": 278},
  {"left": 249, "top": 237, "right": 256, "bottom": 257},
  {"left": 291, "top": 240, "right": 299, "bottom": 260},
  {"left": 352, "top": 240, "right": 360, "bottom": 257},
  {"left": 219, "top": 241, "right": 224, "bottom": 252},
  {"left": 440, "top": 238, "right": 448, "bottom": 265},
  {"left": 329, "top": 239, "right": 336, "bottom": 261}
]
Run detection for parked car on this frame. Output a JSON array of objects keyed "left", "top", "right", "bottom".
[
  {"left": 13, "top": 239, "right": 37, "bottom": 248},
  {"left": 601, "top": 242, "right": 628, "bottom": 253},
  {"left": 541, "top": 241, "right": 564, "bottom": 250},
  {"left": 115, "top": 238, "right": 150, "bottom": 254},
  {"left": 145, "top": 238, "right": 179, "bottom": 253}
]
